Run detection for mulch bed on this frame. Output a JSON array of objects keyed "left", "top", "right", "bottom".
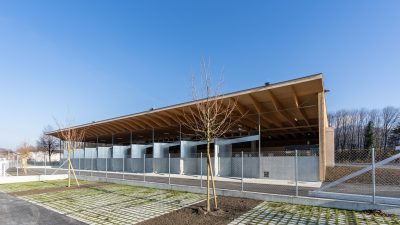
[
  {"left": 9, "top": 182, "right": 110, "bottom": 197},
  {"left": 138, "top": 196, "right": 261, "bottom": 225}
]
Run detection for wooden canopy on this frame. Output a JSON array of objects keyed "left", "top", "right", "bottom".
[{"left": 48, "top": 74, "right": 326, "bottom": 145}]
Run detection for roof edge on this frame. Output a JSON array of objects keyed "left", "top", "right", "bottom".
[{"left": 47, "top": 73, "right": 323, "bottom": 136}]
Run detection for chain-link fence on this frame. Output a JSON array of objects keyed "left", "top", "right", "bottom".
[
  {"left": 16, "top": 149, "right": 319, "bottom": 198},
  {"left": 4, "top": 147, "right": 399, "bottom": 205},
  {"left": 315, "top": 148, "right": 400, "bottom": 204}
]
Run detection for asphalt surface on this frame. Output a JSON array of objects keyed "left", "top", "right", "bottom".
[
  {"left": 26, "top": 167, "right": 313, "bottom": 196},
  {"left": 0, "top": 193, "right": 86, "bottom": 225},
  {"left": 10, "top": 167, "right": 400, "bottom": 198}
]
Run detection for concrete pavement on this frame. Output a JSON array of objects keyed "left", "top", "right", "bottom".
[{"left": 0, "top": 193, "right": 86, "bottom": 225}]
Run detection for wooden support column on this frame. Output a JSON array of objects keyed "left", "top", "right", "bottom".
[{"left": 318, "top": 92, "right": 327, "bottom": 181}]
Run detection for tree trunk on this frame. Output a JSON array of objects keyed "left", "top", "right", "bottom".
[
  {"left": 68, "top": 147, "right": 71, "bottom": 187},
  {"left": 48, "top": 151, "right": 52, "bottom": 165},
  {"left": 206, "top": 132, "right": 218, "bottom": 212}
]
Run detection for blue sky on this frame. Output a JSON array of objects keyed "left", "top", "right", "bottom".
[{"left": 0, "top": 1, "right": 399, "bottom": 149}]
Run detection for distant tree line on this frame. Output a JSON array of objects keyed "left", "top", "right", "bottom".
[{"left": 329, "top": 106, "right": 400, "bottom": 154}]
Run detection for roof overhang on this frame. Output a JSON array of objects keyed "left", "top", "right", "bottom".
[{"left": 48, "top": 73, "right": 325, "bottom": 143}]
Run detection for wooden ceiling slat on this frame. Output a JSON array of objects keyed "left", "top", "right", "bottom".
[
  {"left": 117, "top": 120, "right": 141, "bottom": 130},
  {"left": 89, "top": 126, "right": 111, "bottom": 136},
  {"left": 151, "top": 113, "right": 173, "bottom": 126},
  {"left": 49, "top": 75, "right": 323, "bottom": 141},
  {"left": 138, "top": 117, "right": 158, "bottom": 128},
  {"left": 160, "top": 111, "right": 181, "bottom": 125},
  {"left": 291, "top": 87, "right": 310, "bottom": 126},
  {"left": 248, "top": 94, "right": 280, "bottom": 128},
  {"left": 125, "top": 118, "right": 147, "bottom": 129},
  {"left": 105, "top": 123, "right": 128, "bottom": 133},
  {"left": 267, "top": 90, "right": 297, "bottom": 127}
]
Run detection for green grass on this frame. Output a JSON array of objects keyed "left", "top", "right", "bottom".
[
  {"left": 230, "top": 201, "right": 400, "bottom": 225},
  {"left": 0, "top": 179, "right": 95, "bottom": 193},
  {"left": 9, "top": 181, "right": 205, "bottom": 225}
]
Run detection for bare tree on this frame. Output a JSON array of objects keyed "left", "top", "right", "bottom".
[
  {"left": 181, "top": 61, "right": 244, "bottom": 212},
  {"left": 16, "top": 142, "right": 34, "bottom": 175},
  {"left": 37, "top": 125, "right": 60, "bottom": 165},
  {"left": 55, "top": 119, "right": 85, "bottom": 187},
  {"left": 381, "top": 106, "right": 400, "bottom": 152},
  {"left": 331, "top": 107, "right": 400, "bottom": 153}
]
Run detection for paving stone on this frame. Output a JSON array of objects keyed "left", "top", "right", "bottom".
[{"left": 229, "top": 202, "right": 400, "bottom": 225}]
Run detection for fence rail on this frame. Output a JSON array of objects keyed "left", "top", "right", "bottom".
[{"left": 3, "top": 148, "right": 400, "bottom": 206}]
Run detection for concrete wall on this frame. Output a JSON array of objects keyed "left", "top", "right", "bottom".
[
  {"left": 217, "top": 145, "right": 232, "bottom": 176},
  {"left": 230, "top": 156, "right": 319, "bottom": 181},
  {"left": 113, "top": 146, "right": 130, "bottom": 158},
  {"left": 231, "top": 157, "right": 259, "bottom": 178},
  {"left": 73, "top": 149, "right": 84, "bottom": 158},
  {"left": 153, "top": 158, "right": 169, "bottom": 173},
  {"left": 84, "top": 148, "right": 97, "bottom": 158},
  {"left": 326, "top": 127, "right": 335, "bottom": 167},
  {"left": 95, "top": 158, "right": 111, "bottom": 171},
  {"left": 145, "top": 158, "right": 153, "bottom": 172},
  {"left": 153, "top": 143, "right": 179, "bottom": 158},
  {"left": 97, "top": 147, "right": 112, "bottom": 158},
  {"left": 125, "top": 158, "right": 145, "bottom": 173},
  {"left": 215, "top": 135, "right": 258, "bottom": 176},
  {"left": 180, "top": 140, "right": 205, "bottom": 175},
  {"left": 83, "top": 158, "right": 94, "bottom": 170},
  {"left": 260, "top": 156, "right": 319, "bottom": 181},
  {"left": 153, "top": 142, "right": 179, "bottom": 173},
  {"left": 182, "top": 157, "right": 198, "bottom": 175},
  {"left": 131, "top": 144, "right": 151, "bottom": 158},
  {"left": 170, "top": 158, "right": 180, "bottom": 174}
]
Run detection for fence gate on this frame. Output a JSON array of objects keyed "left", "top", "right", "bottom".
[{"left": 310, "top": 149, "right": 400, "bottom": 205}]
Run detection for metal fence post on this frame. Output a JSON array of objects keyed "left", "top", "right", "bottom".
[
  {"left": 122, "top": 158, "right": 125, "bottom": 180},
  {"left": 168, "top": 153, "right": 171, "bottom": 185},
  {"left": 16, "top": 155, "right": 19, "bottom": 176},
  {"left": 372, "top": 148, "right": 376, "bottom": 204},
  {"left": 106, "top": 157, "right": 108, "bottom": 178},
  {"left": 143, "top": 154, "right": 146, "bottom": 182},
  {"left": 91, "top": 156, "right": 93, "bottom": 177},
  {"left": 200, "top": 152, "right": 203, "bottom": 188},
  {"left": 241, "top": 151, "right": 244, "bottom": 192},
  {"left": 295, "top": 149, "right": 298, "bottom": 197},
  {"left": 78, "top": 157, "right": 81, "bottom": 176},
  {"left": 44, "top": 155, "right": 47, "bottom": 175}
]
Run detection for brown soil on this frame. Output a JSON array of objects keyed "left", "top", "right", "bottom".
[
  {"left": 326, "top": 166, "right": 400, "bottom": 185},
  {"left": 138, "top": 196, "right": 261, "bottom": 225},
  {"left": 9, "top": 182, "right": 110, "bottom": 197}
]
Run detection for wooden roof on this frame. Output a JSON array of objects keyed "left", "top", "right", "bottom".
[{"left": 48, "top": 73, "right": 325, "bottom": 143}]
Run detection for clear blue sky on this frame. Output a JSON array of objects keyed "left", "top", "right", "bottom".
[{"left": 0, "top": 1, "right": 399, "bottom": 149}]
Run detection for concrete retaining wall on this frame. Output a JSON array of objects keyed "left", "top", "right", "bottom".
[
  {"left": 113, "top": 146, "right": 130, "bottom": 158},
  {"left": 77, "top": 175, "right": 400, "bottom": 215},
  {"left": 68, "top": 155, "right": 319, "bottom": 182},
  {"left": 153, "top": 158, "right": 169, "bottom": 174},
  {"left": 170, "top": 158, "right": 180, "bottom": 174}
]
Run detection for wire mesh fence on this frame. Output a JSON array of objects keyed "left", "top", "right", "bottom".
[
  {"left": 3, "top": 148, "right": 400, "bottom": 205},
  {"left": 324, "top": 149, "right": 373, "bottom": 196}
]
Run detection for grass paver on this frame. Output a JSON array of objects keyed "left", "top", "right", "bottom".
[
  {"left": 3, "top": 180, "right": 400, "bottom": 225},
  {"left": 229, "top": 202, "right": 400, "bottom": 225},
  {"left": 15, "top": 182, "right": 204, "bottom": 225},
  {"left": 0, "top": 179, "right": 95, "bottom": 193}
]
